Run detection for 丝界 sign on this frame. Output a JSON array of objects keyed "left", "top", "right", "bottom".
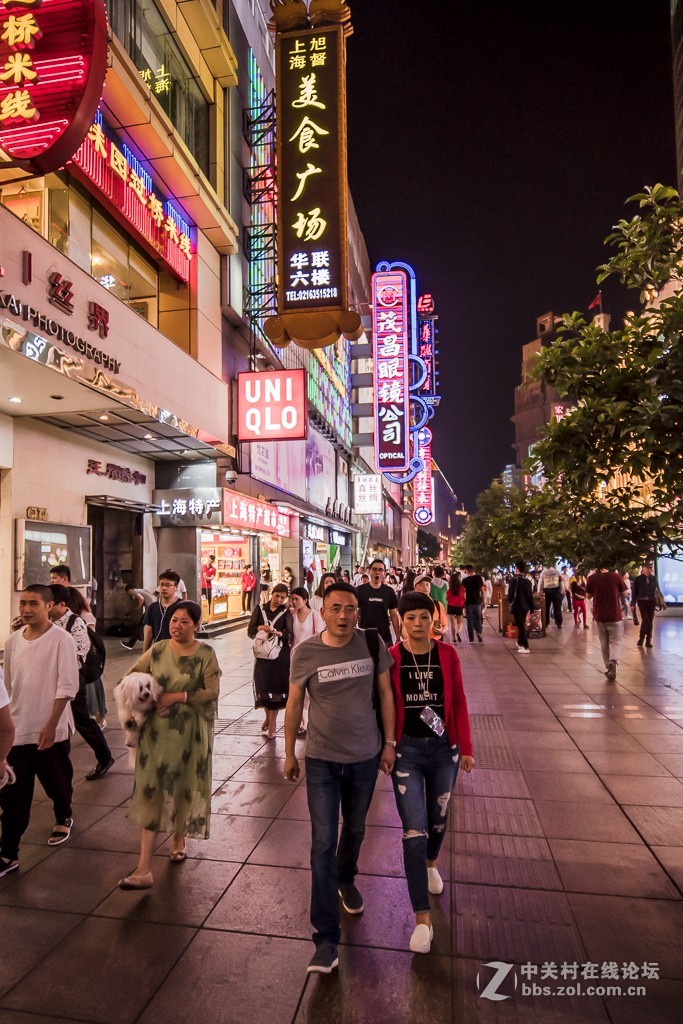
[
  {"left": 277, "top": 26, "right": 347, "bottom": 315},
  {"left": 372, "top": 269, "right": 410, "bottom": 473},
  {"left": 0, "top": 0, "right": 108, "bottom": 174}
]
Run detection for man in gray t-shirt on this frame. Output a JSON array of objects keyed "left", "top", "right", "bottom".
[{"left": 284, "top": 582, "right": 396, "bottom": 976}]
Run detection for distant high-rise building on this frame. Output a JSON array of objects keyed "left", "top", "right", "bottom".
[{"left": 511, "top": 313, "right": 564, "bottom": 472}]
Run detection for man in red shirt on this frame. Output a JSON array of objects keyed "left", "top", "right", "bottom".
[
  {"left": 241, "top": 564, "right": 257, "bottom": 613},
  {"left": 201, "top": 555, "right": 217, "bottom": 614},
  {"left": 586, "top": 569, "right": 627, "bottom": 680}
]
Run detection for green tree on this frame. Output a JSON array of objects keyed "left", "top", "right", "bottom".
[
  {"left": 529, "top": 184, "right": 683, "bottom": 562},
  {"left": 416, "top": 528, "right": 440, "bottom": 561}
]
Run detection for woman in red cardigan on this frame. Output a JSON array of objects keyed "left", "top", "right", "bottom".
[{"left": 389, "top": 590, "right": 474, "bottom": 955}]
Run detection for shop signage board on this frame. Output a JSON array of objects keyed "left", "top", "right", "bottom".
[
  {"left": 223, "top": 490, "right": 291, "bottom": 537},
  {"left": 237, "top": 369, "right": 307, "bottom": 442},
  {"left": 153, "top": 488, "right": 223, "bottom": 527},
  {"left": 372, "top": 268, "right": 410, "bottom": 473},
  {"left": 277, "top": 25, "right": 347, "bottom": 315},
  {"left": 417, "top": 316, "right": 436, "bottom": 396},
  {"left": 353, "top": 474, "right": 383, "bottom": 515},
  {"left": 412, "top": 427, "right": 434, "bottom": 526},
  {"left": 70, "top": 112, "right": 194, "bottom": 283},
  {"left": 0, "top": 0, "right": 108, "bottom": 174}
]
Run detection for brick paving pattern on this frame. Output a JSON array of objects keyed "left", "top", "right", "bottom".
[{"left": 1, "top": 612, "right": 682, "bottom": 1023}]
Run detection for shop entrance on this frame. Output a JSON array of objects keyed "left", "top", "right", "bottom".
[{"left": 87, "top": 500, "right": 146, "bottom": 632}]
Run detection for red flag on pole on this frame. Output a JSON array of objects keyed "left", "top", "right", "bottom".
[{"left": 588, "top": 291, "right": 602, "bottom": 311}]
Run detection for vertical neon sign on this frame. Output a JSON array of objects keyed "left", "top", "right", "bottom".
[
  {"left": 412, "top": 427, "right": 434, "bottom": 525},
  {"left": 372, "top": 269, "right": 410, "bottom": 472}
]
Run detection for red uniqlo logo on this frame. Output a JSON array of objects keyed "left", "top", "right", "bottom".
[{"left": 237, "top": 369, "right": 307, "bottom": 442}]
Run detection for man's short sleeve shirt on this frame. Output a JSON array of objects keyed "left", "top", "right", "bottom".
[{"left": 290, "top": 628, "right": 393, "bottom": 763}]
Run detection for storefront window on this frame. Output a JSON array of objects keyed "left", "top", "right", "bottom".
[
  {"left": 200, "top": 532, "right": 253, "bottom": 621},
  {"left": 0, "top": 177, "right": 160, "bottom": 328},
  {"left": 106, "top": 0, "right": 210, "bottom": 176}
]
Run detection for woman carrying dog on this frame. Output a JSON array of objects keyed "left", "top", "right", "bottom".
[{"left": 118, "top": 600, "right": 220, "bottom": 890}]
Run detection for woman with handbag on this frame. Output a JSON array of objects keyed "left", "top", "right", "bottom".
[{"left": 248, "top": 584, "right": 294, "bottom": 739}]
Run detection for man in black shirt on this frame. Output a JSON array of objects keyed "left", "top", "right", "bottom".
[
  {"left": 141, "top": 570, "right": 182, "bottom": 652},
  {"left": 508, "top": 562, "right": 534, "bottom": 653},
  {"left": 356, "top": 560, "right": 400, "bottom": 645},
  {"left": 462, "top": 565, "right": 484, "bottom": 644},
  {"left": 631, "top": 563, "right": 659, "bottom": 649}
]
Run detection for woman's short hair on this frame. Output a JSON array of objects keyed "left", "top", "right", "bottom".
[
  {"left": 291, "top": 586, "right": 310, "bottom": 605},
  {"left": 170, "top": 600, "right": 202, "bottom": 625},
  {"left": 271, "top": 583, "right": 289, "bottom": 596},
  {"left": 398, "top": 591, "right": 435, "bottom": 617}
]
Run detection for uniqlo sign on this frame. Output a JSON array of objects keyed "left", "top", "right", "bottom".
[
  {"left": 372, "top": 269, "right": 410, "bottom": 472},
  {"left": 237, "top": 369, "right": 307, "bottom": 442}
]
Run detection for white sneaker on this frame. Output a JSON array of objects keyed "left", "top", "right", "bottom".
[
  {"left": 518, "top": 647, "right": 530, "bottom": 655},
  {"left": 427, "top": 865, "right": 444, "bottom": 894},
  {"left": 409, "top": 923, "right": 433, "bottom": 954}
]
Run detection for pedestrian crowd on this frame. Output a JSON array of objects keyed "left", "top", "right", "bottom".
[{"left": 0, "top": 553, "right": 665, "bottom": 976}]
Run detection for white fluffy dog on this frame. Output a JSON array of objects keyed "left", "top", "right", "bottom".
[{"left": 113, "top": 672, "right": 162, "bottom": 762}]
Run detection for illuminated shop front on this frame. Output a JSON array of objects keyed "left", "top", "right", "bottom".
[{"left": 153, "top": 488, "right": 291, "bottom": 625}]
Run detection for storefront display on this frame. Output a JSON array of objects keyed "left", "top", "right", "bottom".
[
  {"left": 200, "top": 532, "right": 251, "bottom": 621},
  {"left": 259, "top": 533, "right": 281, "bottom": 601}
]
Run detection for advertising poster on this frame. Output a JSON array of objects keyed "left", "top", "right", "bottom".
[
  {"left": 251, "top": 439, "right": 307, "bottom": 500},
  {"left": 306, "top": 424, "right": 336, "bottom": 510}
]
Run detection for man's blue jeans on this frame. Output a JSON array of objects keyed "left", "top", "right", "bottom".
[
  {"left": 466, "top": 604, "right": 483, "bottom": 641},
  {"left": 305, "top": 753, "right": 380, "bottom": 947},
  {"left": 392, "top": 735, "right": 460, "bottom": 912}
]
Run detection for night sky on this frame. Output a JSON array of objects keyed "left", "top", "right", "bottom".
[{"left": 345, "top": 0, "right": 677, "bottom": 511}]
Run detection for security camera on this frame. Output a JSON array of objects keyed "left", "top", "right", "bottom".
[{"left": 224, "top": 469, "right": 238, "bottom": 484}]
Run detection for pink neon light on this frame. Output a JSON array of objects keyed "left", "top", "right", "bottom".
[{"left": 372, "top": 269, "right": 410, "bottom": 473}]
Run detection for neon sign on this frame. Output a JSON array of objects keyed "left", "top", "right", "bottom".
[
  {"left": 418, "top": 317, "right": 436, "bottom": 395},
  {"left": 0, "top": 0, "right": 107, "bottom": 174},
  {"left": 70, "top": 112, "right": 194, "bottom": 283},
  {"left": 237, "top": 369, "right": 307, "bottom": 442},
  {"left": 223, "top": 490, "right": 291, "bottom": 537},
  {"left": 277, "top": 25, "right": 347, "bottom": 314},
  {"left": 372, "top": 268, "right": 410, "bottom": 472},
  {"left": 417, "top": 294, "right": 434, "bottom": 315},
  {"left": 412, "top": 427, "right": 434, "bottom": 525}
]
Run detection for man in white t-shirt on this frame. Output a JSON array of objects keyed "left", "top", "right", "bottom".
[{"left": 0, "top": 585, "right": 79, "bottom": 878}]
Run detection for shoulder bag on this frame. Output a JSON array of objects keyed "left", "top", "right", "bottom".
[{"left": 253, "top": 607, "right": 287, "bottom": 660}]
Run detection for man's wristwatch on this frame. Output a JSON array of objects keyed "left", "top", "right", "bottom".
[{"left": 384, "top": 740, "right": 397, "bottom": 747}]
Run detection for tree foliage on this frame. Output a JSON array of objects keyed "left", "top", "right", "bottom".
[
  {"left": 417, "top": 528, "right": 440, "bottom": 561},
  {"left": 460, "top": 185, "right": 683, "bottom": 569}
]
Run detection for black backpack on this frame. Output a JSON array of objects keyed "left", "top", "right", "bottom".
[{"left": 66, "top": 614, "right": 107, "bottom": 683}]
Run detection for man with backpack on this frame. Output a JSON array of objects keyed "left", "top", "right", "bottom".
[
  {"left": 284, "top": 582, "right": 396, "bottom": 976},
  {"left": 48, "top": 585, "right": 113, "bottom": 781}
]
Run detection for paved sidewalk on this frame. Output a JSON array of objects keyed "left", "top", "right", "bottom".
[{"left": 1, "top": 615, "right": 682, "bottom": 1024}]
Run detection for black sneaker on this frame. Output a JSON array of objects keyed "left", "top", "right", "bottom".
[
  {"left": 307, "top": 943, "right": 339, "bottom": 974},
  {"left": 0, "top": 856, "right": 19, "bottom": 878},
  {"left": 645, "top": 642, "right": 653, "bottom": 648},
  {"left": 338, "top": 882, "right": 364, "bottom": 914},
  {"left": 636, "top": 640, "right": 644, "bottom": 648},
  {"left": 85, "top": 756, "right": 115, "bottom": 781},
  {"left": 120, "top": 640, "right": 136, "bottom": 650},
  {"left": 476, "top": 633, "right": 483, "bottom": 644}
]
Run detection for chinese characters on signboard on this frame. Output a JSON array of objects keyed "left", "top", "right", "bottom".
[
  {"left": 412, "top": 427, "right": 434, "bottom": 526},
  {"left": 417, "top": 316, "right": 436, "bottom": 396},
  {"left": 372, "top": 269, "right": 410, "bottom": 472},
  {"left": 277, "top": 26, "right": 347, "bottom": 313},
  {"left": 87, "top": 460, "right": 147, "bottom": 485},
  {"left": 354, "top": 474, "right": 383, "bottom": 515},
  {"left": 223, "top": 491, "right": 291, "bottom": 537},
  {"left": 237, "top": 369, "right": 307, "bottom": 442},
  {"left": 0, "top": 0, "right": 107, "bottom": 174},
  {"left": 71, "top": 113, "right": 194, "bottom": 283}
]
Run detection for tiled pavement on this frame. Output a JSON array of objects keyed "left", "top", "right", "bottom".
[{"left": 2, "top": 614, "right": 683, "bottom": 1023}]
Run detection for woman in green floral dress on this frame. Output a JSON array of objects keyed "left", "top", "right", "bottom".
[{"left": 118, "top": 601, "right": 220, "bottom": 890}]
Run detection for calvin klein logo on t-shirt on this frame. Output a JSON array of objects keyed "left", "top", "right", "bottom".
[{"left": 318, "top": 659, "right": 373, "bottom": 682}]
